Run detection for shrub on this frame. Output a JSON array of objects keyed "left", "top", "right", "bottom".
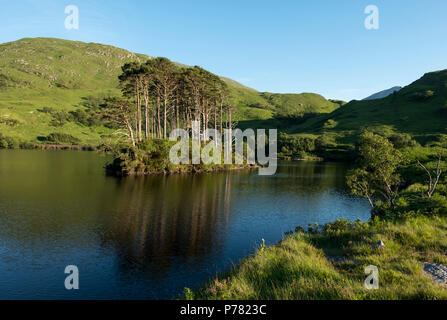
[
  {"left": 19, "top": 141, "right": 38, "bottom": 149},
  {"left": 421, "top": 194, "right": 447, "bottom": 216},
  {"left": 278, "top": 133, "right": 315, "bottom": 156},
  {"left": 314, "top": 135, "right": 331, "bottom": 152},
  {"left": 411, "top": 90, "right": 435, "bottom": 101},
  {"left": 323, "top": 119, "right": 338, "bottom": 129},
  {"left": 426, "top": 134, "right": 447, "bottom": 148},
  {"left": 388, "top": 133, "right": 419, "bottom": 149},
  {"left": 37, "top": 107, "right": 55, "bottom": 113},
  {"left": 0, "top": 117, "right": 20, "bottom": 127},
  {"left": 69, "top": 109, "right": 90, "bottom": 126},
  {"left": 45, "top": 132, "right": 81, "bottom": 145},
  {"left": 0, "top": 133, "right": 18, "bottom": 149},
  {"left": 183, "top": 288, "right": 194, "bottom": 300},
  {"left": 49, "top": 111, "right": 71, "bottom": 127}
]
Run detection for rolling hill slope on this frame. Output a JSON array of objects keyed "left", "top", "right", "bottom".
[
  {"left": 0, "top": 37, "right": 338, "bottom": 145},
  {"left": 289, "top": 69, "right": 447, "bottom": 144}
]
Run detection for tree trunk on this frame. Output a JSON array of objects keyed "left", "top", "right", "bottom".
[
  {"left": 220, "top": 102, "right": 223, "bottom": 132},
  {"left": 157, "top": 96, "right": 161, "bottom": 139},
  {"left": 136, "top": 83, "right": 142, "bottom": 142},
  {"left": 144, "top": 91, "right": 149, "bottom": 140},
  {"left": 214, "top": 102, "right": 217, "bottom": 146},
  {"left": 125, "top": 119, "right": 136, "bottom": 147},
  {"left": 164, "top": 96, "right": 168, "bottom": 139},
  {"left": 176, "top": 97, "right": 179, "bottom": 129},
  {"left": 366, "top": 195, "right": 374, "bottom": 208}
]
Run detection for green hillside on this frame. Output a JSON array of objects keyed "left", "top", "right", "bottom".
[
  {"left": 261, "top": 92, "right": 339, "bottom": 116},
  {"left": 288, "top": 69, "right": 447, "bottom": 145},
  {"left": 0, "top": 37, "right": 338, "bottom": 145},
  {"left": 0, "top": 38, "right": 152, "bottom": 144}
]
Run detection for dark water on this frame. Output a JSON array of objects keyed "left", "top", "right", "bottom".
[{"left": 0, "top": 150, "right": 370, "bottom": 299}]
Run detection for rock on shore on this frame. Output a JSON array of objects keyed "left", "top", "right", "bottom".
[{"left": 423, "top": 263, "right": 447, "bottom": 285}]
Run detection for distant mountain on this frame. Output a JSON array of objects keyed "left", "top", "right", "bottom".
[{"left": 363, "top": 86, "right": 402, "bottom": 100}]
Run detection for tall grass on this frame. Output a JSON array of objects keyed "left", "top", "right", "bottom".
[{"left": 192, "top": 216, "right": 447, "bottom": 300}]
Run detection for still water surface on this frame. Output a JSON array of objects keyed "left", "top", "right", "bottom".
[{"left": 0, "top": 150, "right": 370, "bottom": 299}]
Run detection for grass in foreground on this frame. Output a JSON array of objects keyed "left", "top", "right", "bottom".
[{"left": 190, "top": 216, "right": 447, "bottom": 300}]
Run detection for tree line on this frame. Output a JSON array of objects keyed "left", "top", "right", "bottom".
[{"left": 103, "top": 57, "right": 235, "bottom": 146}]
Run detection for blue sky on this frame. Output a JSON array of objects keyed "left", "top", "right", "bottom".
[{"left": 1, "top": 0, "right": 447, "bottom": 101}]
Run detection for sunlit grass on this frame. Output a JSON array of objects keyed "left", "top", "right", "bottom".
[{"left": 192, "top": 216, "right": 447, "bottom": 300}]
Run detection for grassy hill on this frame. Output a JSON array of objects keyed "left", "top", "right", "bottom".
[
  {"left": 261, "top": 92, "right": 339, "bottom": 116},
  {"left": 285, "top": 69, "right": 447, "bottom": 146},
  {"left": 0, "top": 38, "right": 152, "bottom": 144},
  {"left": 0, "top": 37, "right": 338, "bottom": 146}
]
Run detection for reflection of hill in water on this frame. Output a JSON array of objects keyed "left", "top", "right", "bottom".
[
  {"left": 98, "top": 173, "right": 234, "bottom": 276},
  {"left": 253, "top": 161, "right": 349, "bottom": 195}
]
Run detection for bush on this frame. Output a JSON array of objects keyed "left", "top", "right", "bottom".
[
  {"left": 37, "top": 107, "right": 55, "bottom": 113},
  {"left": 425, "top": 134, "right": 447, "bottom": 148},
  {"left": 0, "top": 133, "right": 18, "bottom": 149},
  {"left": 19, "top": 141, "right": 38, "bottom": 149},
  {"left": 420, "top": 194, "right": 447, "bottom": 216},
  {"left": 410, "top": 90, "right": 435, "bottom": 101},
  {"left": 49, "top": 111, "right": 71, "bottom": 127},
  {"left": 45, "top": 132, "right": 81, "bottom": 145},
  {"left": 0, "top": 117, "right": 20, "bottom": 127},
  {"left": 279, "top": 133, "right": 315, "bottom": 156},
  {"left": 314, "top": 135, "right": 331, "bottom": 152},
  {"left": 323, "top": 119, "right": 338, "bottom": 129},
  {"left": 138, "top": 139, "right": 173, "bottom": 171},
  {"left": 69, "top": 109, "right": 90, "bottom": 126},
  {"left": 388, "top": 133, "right": 419, "bottom": 149}
]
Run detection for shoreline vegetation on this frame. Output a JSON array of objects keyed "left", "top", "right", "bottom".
[
  {"left": 105, "top": 139, "right": 258, "bottom": 176},
  {"left": 188, "top": 215, "right": 447, "bottom": 300},
  {"left": 186, "top": 131, "right": 447, "bottom": 300}
]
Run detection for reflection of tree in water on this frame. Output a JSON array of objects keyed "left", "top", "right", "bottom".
[
  {"left": 95, "top": 162, "right": 349, "bottom": 280},
  {"left": 98, "top": 173, "right": 233, "bottom": 277}
]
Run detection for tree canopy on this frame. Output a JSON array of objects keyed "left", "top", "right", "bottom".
[
  {"left": 110, "top": 58, "right": 231, "bottom": 145},
  {"left": 347, "top": 131, "right": 402, "bottom": 208}
]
